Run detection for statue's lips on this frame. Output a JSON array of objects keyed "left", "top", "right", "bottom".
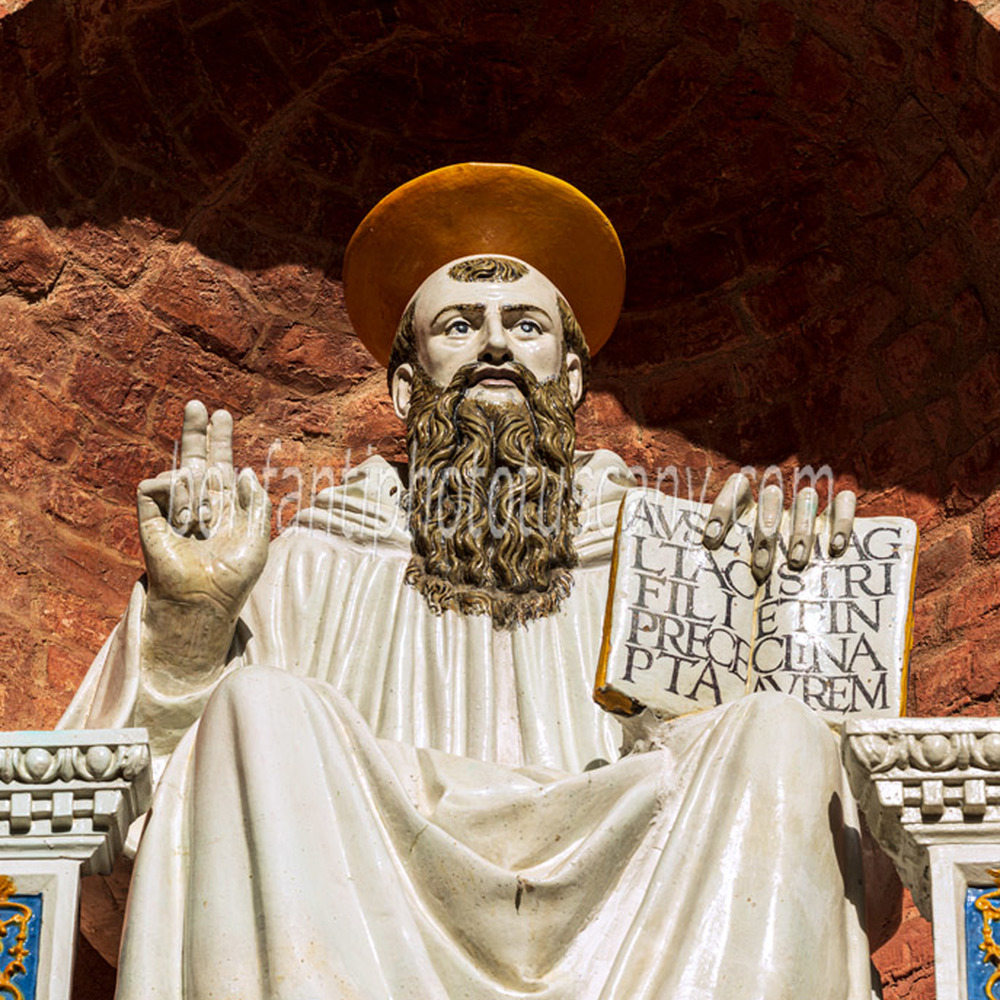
[{"left": 468, "top": 368, "right": 526, "bottom": 391}]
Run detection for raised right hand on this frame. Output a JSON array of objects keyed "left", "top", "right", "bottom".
[{"left": 137, "top": 401, "right": 271, "bottom": 672}]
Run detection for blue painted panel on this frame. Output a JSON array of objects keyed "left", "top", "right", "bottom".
[
  {"left": 0, "top": 892, "right": 42, "bottom": 1000},
  {"left": 967, "top": 885, "right": 1000, "bottom": 1000}
]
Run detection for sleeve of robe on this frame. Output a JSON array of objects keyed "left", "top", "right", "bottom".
[
  {"left": 57, "top": 450, "right": 631, "bottom": 767},
  {"left": 56, "top": 456, "right": 413, "bottom": 762}
]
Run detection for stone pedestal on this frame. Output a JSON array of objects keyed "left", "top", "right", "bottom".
[
  {"left": 843, "top": 718, "right": 1000, "bottom": 1000},
  {"left": 0, "top": 729, "right": 151, "bottom": 1000}
]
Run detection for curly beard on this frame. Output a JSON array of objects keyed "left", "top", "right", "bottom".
[{"left": 404, "top": 362, "right": 580, "bottom": 628}]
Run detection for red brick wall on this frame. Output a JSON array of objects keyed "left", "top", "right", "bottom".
[{"left": 3, "top": 0, "right": 1000, "bottom": 995}]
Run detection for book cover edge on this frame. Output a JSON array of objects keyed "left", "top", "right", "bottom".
[
  {"left": 899, "top": 521, "right": 919, "bottom": 718},
  {"left": 593, "top": 491, "right": 645, "bottom": 717}
]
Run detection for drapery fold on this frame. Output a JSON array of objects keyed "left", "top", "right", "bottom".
[
  {"left": 118, "top": 671, "right": 870, "bottom": 999},
  {"left": 61, "top": 451, "right": 873, "bottom": 999}
]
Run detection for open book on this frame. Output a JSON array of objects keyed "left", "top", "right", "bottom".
[{"left": 594, "top": 488, "right": 918, "bottom": 724}]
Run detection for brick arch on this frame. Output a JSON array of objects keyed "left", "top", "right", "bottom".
[
  {"left": 0, "top": 0, "right": 997, "bottom": 490},
  {"left": 3, "top": 1, "right": 1000, "bottom": 995}
]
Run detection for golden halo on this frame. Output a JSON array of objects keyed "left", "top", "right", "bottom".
[{"left": 342, "top": 163, "right": 625, "bottom": 366}]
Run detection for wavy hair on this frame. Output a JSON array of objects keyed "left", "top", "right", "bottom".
[{"left": 404, "top": 362, "right": 580, "bottom": 627}]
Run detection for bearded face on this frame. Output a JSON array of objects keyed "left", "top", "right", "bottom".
[
  {"left": 389, "top": 255, "right": 591, "bottom": 628},
  {"left": 403, "top": 359, "right": 581, "bottom": 628}
]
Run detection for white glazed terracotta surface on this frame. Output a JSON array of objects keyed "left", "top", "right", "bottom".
[
  {"left": 59, "top": 453, "right": 877, "bottom": 999},
  {"left": 55, "top": 259, "right": 879, "bottom": 998}
]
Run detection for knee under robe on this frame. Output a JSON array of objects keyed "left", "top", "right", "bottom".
[{"left": 61, "top": 452, "right": 874, "bottom": 999}]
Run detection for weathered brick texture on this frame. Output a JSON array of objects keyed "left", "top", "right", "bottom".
[{"left": 3, "top": 0, "right": 1000, "bottom": 995}]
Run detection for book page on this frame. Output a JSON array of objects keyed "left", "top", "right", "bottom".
[
  {"left": 747, "top": 514, "right": 917, "bottom": 721},
  {"left": 595, "top": 488, "right": 756, "bottom": 717}
]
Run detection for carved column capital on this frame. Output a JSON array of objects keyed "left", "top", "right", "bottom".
[{"left": 0, "top": 728, "right": 151, "bottom": 876}]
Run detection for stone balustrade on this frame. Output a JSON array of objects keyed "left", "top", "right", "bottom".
[
  {"left": 844, "top": 718, "right": 1000, "bottom": 1000},
  {"left": 0, "top": 729, "right": 150, "bottom": 1000}
]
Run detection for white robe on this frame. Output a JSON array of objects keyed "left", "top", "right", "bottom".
[{"left": 62, "top": 452, "right": 874, "bottom": 1000}]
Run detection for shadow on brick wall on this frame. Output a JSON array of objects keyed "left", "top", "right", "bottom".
[
  {"left": 0, "top": 0, "right": 998, "bottom": 500},
  {"left": 3, "top": 2, "right": 1000, "bottom": 998}
]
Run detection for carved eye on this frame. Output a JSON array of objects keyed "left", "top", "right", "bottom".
[
  {"left": 518, "top": 320, "right": 542, "bottom": 336},
  {"left": 446, "top": 319, "right": 472, "bottom": 335}
]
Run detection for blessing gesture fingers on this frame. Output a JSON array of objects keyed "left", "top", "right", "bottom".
[
  {"left": 701, "top": 472, "right": 857, "bottom": 584},
  {"left": 137, "top": 401, "right": 271, "bottom": 620}
]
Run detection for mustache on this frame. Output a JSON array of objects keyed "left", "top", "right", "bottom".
[{"left": 445, "top": 361, "right": 539, "bottom": 396}]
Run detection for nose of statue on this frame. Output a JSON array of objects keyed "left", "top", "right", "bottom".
[{"left": 480, "top": 321, "right": 513, "bottom": 365}]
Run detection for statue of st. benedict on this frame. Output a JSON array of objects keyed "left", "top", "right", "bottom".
[{"left": 63, "top": 163, "right": 875, "bottom": 1000}]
